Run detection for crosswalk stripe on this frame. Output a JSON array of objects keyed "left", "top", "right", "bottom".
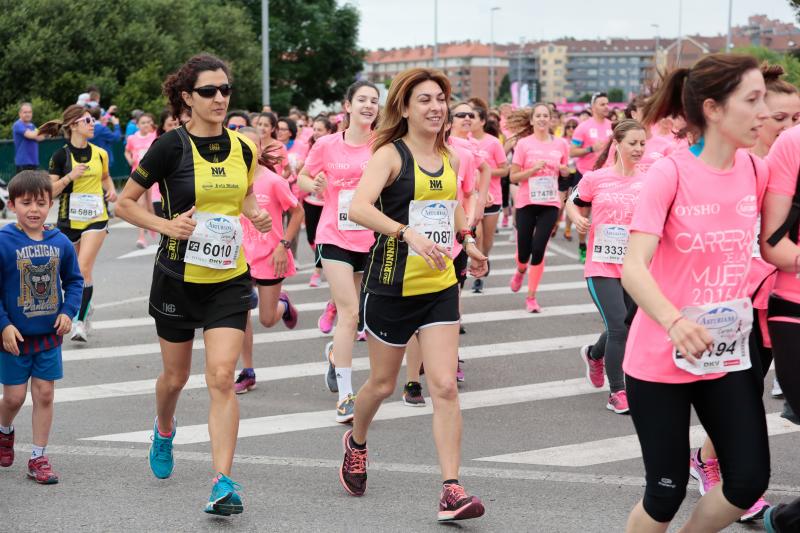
[
  {"left": 7, "top": 334, "right": 597, "bottom": 406},
  {"left": 82, "top": 377, "right": 608, "bottom": 444},
  {"left": 62, "top": 303, "right": 598, "bottom": 362},
  {"left": 475, "top": 413, "right": 798, "bottom": 467},
  {"left": 89, "top": 280, "right": 589, "bottom": 331}
]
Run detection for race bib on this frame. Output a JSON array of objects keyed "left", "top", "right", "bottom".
[
  {"left": 408, "top": 200, "right": 456, "bottom": 257},
  {"left": 528, "top": 175, "right": 558, "bottom": 203},
  {"left": 672, "top": 298, "right": 753, "bottom": 376},
  {"left": 69, "top": 194, "right": 104, "bottom": 222},
  {"left": 184, "top": 212, "right": 242, "bottom": 270},
  {"left": 337, "top": 189, "right": 366, "bottom": 231},
  {"left": 592, "top": 224, "right": 630, "bottom": 264}
]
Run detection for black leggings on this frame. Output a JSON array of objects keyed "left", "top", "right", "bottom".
[
  {"left": 501, "top": 176, "right": 510, "bottom": 209},
  {"left": 515, "top": 204, "right": 559, "bottom": 266},
  {"left": 586, "top": 277, "right": 634, "bottom": 392},
  {"left": 626, "top": 371, "right": 770, "bottom": 523},
  {"left": 303, "top": 201, "right": 323, "bottom": 268}
]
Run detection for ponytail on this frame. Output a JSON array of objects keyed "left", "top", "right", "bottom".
[
  {"left": 258, "top": 143, "right": 285, "bottom": 173},
  {"left": 38, "top": 119, "right": 64, "bottom": 138},
  {"left": 641, "top": 68, "right": 689, "bottom": 128},
  {"left": 593, "top": 139, "right": 615, "bottom": 170}
]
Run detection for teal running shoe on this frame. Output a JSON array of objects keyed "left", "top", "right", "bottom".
[
  {"left": 204, "top": 474, "right": 243, "bottom": 516},
  {"left": 149, "top": 418, "right": 176, "bottom": 479}
]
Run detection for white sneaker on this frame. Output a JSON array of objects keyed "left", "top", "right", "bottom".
[
  {"left": 772, "top": 377, "right": 784, "bottom": 399},
  {"left": 70, "top": 320, "right": 88, "bottom": 342}
]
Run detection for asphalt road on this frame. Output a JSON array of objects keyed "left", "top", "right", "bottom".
[{"left": 0, "top": 212, "right": 797, "bottom": 532}]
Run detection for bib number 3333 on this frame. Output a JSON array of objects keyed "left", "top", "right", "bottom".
[
  {"left": 672, "top": 298, "right": 752, "bottom": 376},
  {"left": 184, "top": 211, "right": 242, "bottom": 269}
]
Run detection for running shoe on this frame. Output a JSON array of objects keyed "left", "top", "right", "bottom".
[
  {"left": 318, "top": 300, "right": 337, "bottom": 334},
  {"left": 339, "top": 429, "right": 367, "bottom": 496},
  {"left": 70, "top": 320, "right": 87, "bottom": 342},
  {"left": 308, "top": 271, "right": 321, "bottom": 288},
  {"left": 509, "top": 270, "right": 524, "bottom": 293},
  {"left": 564, "top": 227, "right": 572, "bottom": 241},
  {"left": 606, "top": 391, "right": 630, "bottom": 414},
  {"left": 0, "top": 429, "right": 13, "bottom": 467},
  {"left": 459, "top": 324, "right": 466, "bottom": 335},
  {"left": 136, "top": 237, "right": 147, "bottom": 249},
  {"left": 580, "top": 345, "right": 605, "bottom": 388},
  {"left": 324, "top": 341, "right": 337, "bottom": 393},
  {"left": 456, "top": 359, "right": 465, "bottom": 383},
  {"left": 403, "top": 381, "right": 425, "bottom": 406},
  {"left": 438, "top": 482, "right": 485, "bottom": 522},
  {"left": 579, "top": 246, "right": 587, "bottom": 264},
  {"left": 781, "top": 401, "right": 800, "bottom": 425},
  {"left": 689, "top": 448, "right": 721, "bottom": 496},
  {"left": 772, "top": 377, "right": 784, "bottom": 399},
  {"left": 525, "top": 297, "right": 541, "bottom": 313},
  {"left": 27, "top": 456, "right": 58, "bottom": 484},
  {"left": 204, "top": 474, "right": 243, "bottom": 516},
  {"left": 278, "top": 291, "right": 298, "bottom": 329},
  {"left": 738, "top": 496, "right": 770, "bottom": 523},
  {"left": 764, "top": 506, "right": 779, "bottom": 533},
  {"left": 472, "top": 278, "right": 483, "bottom": 294},
  {"left": 149, "top": 418, "right": 176, "bottom": 479},
  {"left": 356, "top": 330, "right": 367, "bottom": 342},
  {"left": 501, "top": 215, "right": 510, "bottom": 228},
  {"left": 234, "top": 370, "right": 256, "bottom": 395},
  {"left": 336, "top": 393, "right": 356, "bottom": 423}
]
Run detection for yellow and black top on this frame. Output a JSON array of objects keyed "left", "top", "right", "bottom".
[
  {"left": 364, "top": 139, "right": 458, "bottom": 297},
  {"left": 50, "top": 142, "right": 110, "bottom": 230},
  {"left": 131, "top": 126, "right": 257, "bottom": 284}
]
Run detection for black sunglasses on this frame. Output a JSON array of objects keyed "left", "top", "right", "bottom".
[
  {"left": 453, "top": 112, "right": 475, "bottom": 119},
  {"left": 193, "top": 84, "right": 233, "bottom": 98}
]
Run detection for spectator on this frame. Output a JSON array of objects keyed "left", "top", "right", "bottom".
[
  {"left": 124, "top": 109, "right": 144, "bottom": 138},
  {"left": 12, "top": 103, "right": 44, "bottom": 172},
  {"left": 88, "top": 107, "right": 121, "bottom": 167}
]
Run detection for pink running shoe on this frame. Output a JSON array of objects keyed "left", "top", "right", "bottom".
[
  {"left": 689, "top": 448, "right": 721, "bottom": 496},
  {"left": 738, "top": 495, "right": 770, "bottom": 523},
  {"left": 234, "top": 371, "right": 256, "bottom": 394},
  {"left": 438, "top": 482, "right": 485, "bottom": 522},
  {"left": 279, "top": 291, "right": 298, "bottom": 329},
  {"left": 580, "top": 345, "right": 605, "bottom": 388},
  {"left": 318, "top": 300, "right": 337, "bottom": 334},
  {"left": 356, "top": 331, "right": 367, "bottom": 342},
  {"left": 456, "top": 358, "right": 465, "bottom": 383},
  {"left": 525, "top": 297, "right": 541, "bottom": 313},
  {"left": 309, "top": 271, "right": 321, "bottom": 288},
  {"left": 606, "top": 390, "right": 629, "bottom": 414},
  {"left": 509, "top": 270, "right": 524, "bottom": 293}
]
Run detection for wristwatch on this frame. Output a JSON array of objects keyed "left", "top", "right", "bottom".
[
  {"left": 280, "top": 239, "right": 291, "bottom": 249},
  {"left": 586, "top": 145, "right": 593, "bottom": 153}
]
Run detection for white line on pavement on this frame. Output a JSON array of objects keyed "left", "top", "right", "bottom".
[
  {"left": 475, "top": 413, "right": 799, "bottom": 467},
  {"left": 546, "top": 242, "right": 580, "bottom": 260},
  {"left": 7, "top": 334, "right": 597, "bottom": 406},
  {"left": 83, "top": 377, "right": 608, "bottom": 444},
  {"left": 61, "top": 303, "right": 597, "bottom": 362}
]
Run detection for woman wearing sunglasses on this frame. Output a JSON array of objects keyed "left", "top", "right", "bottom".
[
  {"left": 41, "top": 105, "right": 117, "bottom": 344},
  {"left": 115, "top": 54, "right": 272, "bottom": 517}
]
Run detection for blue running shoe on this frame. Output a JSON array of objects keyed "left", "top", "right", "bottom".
[
  {"left": 149, "top": 418, "right": 175, "bottom": 479},
  {"left": 204, "top": 474, "right": 243, "bottom": 516}
]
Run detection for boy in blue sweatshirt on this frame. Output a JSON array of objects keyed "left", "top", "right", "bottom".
[{"left": 0, "top": 170, "right": 83, "bottom": 484}]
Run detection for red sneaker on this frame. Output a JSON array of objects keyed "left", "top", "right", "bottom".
[
  {"left": 28, "top": 456, "right": 59, "bottom": 484},
  {"left": 339, "top": 429, "right": 367, "bottom": 496},
  {"left": 0, "top": 430, "right": 13, "bottom": 467},
  {"left": 438, "top": 483, "right": 485, "bottom": 522},
  {"left": 580, "top": 344, "right": 605, "bottom": 388},
  {"left": 279, "top": 291, "right": 298, "bottom": 329}
]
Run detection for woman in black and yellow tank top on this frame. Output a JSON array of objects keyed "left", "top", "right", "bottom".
[
  {"left": 42, "top": 105, "right": 117, "bottom": 343},
  {"left": 115, "top": 54, "right": 272, "bottom": 517},
  {"left": 337, "top": 68, "right": 488, "bottom": 522}
]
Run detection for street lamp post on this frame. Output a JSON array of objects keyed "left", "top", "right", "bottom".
[
  {"left": 651, "top": 23, "right": 660, "bottom": 73},
  {"left": 726, "top": 0, "right": 733, "bottom": 53},
  {"left": 433, "top": 0, "right": 439, "bottom": 68},
  {"left": 261, "top": 0, "right": 270, "bottom": 106},
  {"left": 490, "top": 6, "right": 501, "bottom": 106}
]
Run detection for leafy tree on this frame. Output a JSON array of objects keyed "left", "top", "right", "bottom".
[
  {"left": 607, "top": 88, "right": 625, "bottom": 103},
  {"left": 733, "top": 45, "right": 800, "bottom": 87},
  {"left": 577, "top": 93, "right": 593, "bottom": 103},
  {"left": 496, "top": 73, "right": 511, "bottom": 104},
  {"left": 226, "top": 0, "right": 365, "bottom": 112}
]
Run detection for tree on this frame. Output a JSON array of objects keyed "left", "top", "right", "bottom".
[
  {"left": 496, "top": 74, "right": 511, "bottom": 104},
  {"left": 733, "top": 45, "right": 800, "bottom": 87},
  {"left": 226, "top": 0, "right": 366, "bottom": 112},
  {"left": 577, "top": 93, "right": 592, "bottom": 103},
  {"left": 607, "top": 88, "right": 625, "bottom": 103}
]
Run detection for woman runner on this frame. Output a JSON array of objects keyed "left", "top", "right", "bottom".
[
  {"left": 115, "top": 54, "right": 272, "bottom": 516},
  {"left": 304, "top": 116, "right": 336, "bottom": 287},
  {"left": 125, "top": 113, "right": 157, "bottom": 249},
  {"left": 339, "top": 67, "right": 488, "bottom": 522},
  {"left": 43, "top": 105, "right": 117, "bottom": 343}
]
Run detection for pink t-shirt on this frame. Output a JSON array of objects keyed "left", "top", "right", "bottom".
[
  {"left": 637, "top": 135, "right": 676, "bottom": 174},
  {"left": 241, "top": 167, "right": 298, "bottom": 281},
  {"left": 623, "top": 148, "right": 767, "bottom": 384},
  {"left": 126, "top": 131, "right": 157, "bottom": 170},
  {"left": 448, "top": 137, "right": 479, "bottom": 258},
  {"left": 571, "top": 118, "right": 613, "bottom": 174},
  {"left": 512, "top": 135, "right": 569, "bottom": 209},
  {"left": 766, "top": 124, "right": 800, "bottom": 303},
  {"left": 575, "top": 166, "right": 643, "bottom": 279},
  {"left": 472, "top": 133, "right": 506, "bottom": 207},
  {"left": 303, "top": 132, "right": 375, "bottom": 252}
]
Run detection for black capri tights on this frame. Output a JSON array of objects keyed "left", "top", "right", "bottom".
[
  {"left": 515, "top": 204, "right": 559, "bottom": 266},
  {"left": 303, "top": 201, "right": 323, "bottom": 268},
  {"left": 626, "top": 370, "right": 770, "bottom": 523}
]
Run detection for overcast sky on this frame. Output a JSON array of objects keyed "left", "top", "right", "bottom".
[{"left": 348, "top": 0, "right": 798, "bottom": 50}]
